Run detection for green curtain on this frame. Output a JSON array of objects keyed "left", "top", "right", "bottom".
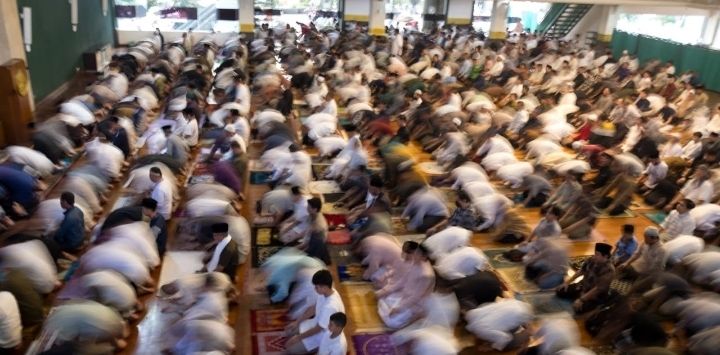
[{"left": 611, "top": 30, "right": 720, "bottom": 91}]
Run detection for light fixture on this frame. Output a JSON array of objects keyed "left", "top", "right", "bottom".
[
  {"left": 21, "top": 7, "right": 32, "bottom": 52},
  {"left": 102, "top": 0, "right": 108, "bottom": 16},
  {"left": 70, "top": 0, "right": 78, "bottom": 31}
]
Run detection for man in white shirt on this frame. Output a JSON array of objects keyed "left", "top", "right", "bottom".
[
  {"left": 285, "top": 270, "right": 345, "bottom": 354},
  {"left": 465, "top": 299, "right": 534, "bottom": 351},
  {"left": 682, "top": 132, "right": 704, "bottom": 161},
  {"left": 149, "top": 167, "right": 173, "bottom": 220},
  {"left": 660, "top": 199, "right": 696, "bottom": 241},
  {"left": 317, "top": 312, "right": 348, "bottom": 355},
  {"left": 0, "top": 291, "right": 21, "bottom": 352},
  {"left": 639, "top": 153, "right": 668, "bottom": 193},
  {"left": 181, "top": 107, "right": 199, "bottom": 147}
]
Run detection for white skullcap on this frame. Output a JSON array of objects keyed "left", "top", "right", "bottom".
[
  {"left": 414, "top": 90, "right": 422, "bottom": 96},
  {"left": 317, "top": 76, "right": 325, "bottom": 83},
  {"left": 452, "top": 117, "right": 462, "bottom": 126},
  {"left": 224, "top": 125, "right": 236, "bottom": 133},
  {"left": 168, "top": 97, "right": 187, "bottom": 111}
]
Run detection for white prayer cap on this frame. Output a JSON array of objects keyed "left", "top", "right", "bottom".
[
  {"left": 168, "top": 97, "right": 187, "bottom": 111},
  {"left": 452, "top": 117, "right": 462, "bottom": 126},
  {"left": 306, "top": 93, "right": 323, "bottom": 108},
  {"left": 414, "top": 90, "right": 422, "bottom": 96},
  {"left": 622, "top": 50, "right": 628, "bottom": 54},
  {"left": 224, "top": 125, "right": 236, "bottom": 133},
  {"left": 317, "top": 76, "right": 325, "bottom": 83}
]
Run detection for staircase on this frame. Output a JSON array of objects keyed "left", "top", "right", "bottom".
[{"left": 536, "top": 3, "right": 593, "bottom": 39}]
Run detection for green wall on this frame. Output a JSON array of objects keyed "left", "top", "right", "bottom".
[
  {"left": 610, "top": 30, "right": 720, "bottom": 92},
  {"left": 16, "top": 0, "right": 115, "bottom": 101}
]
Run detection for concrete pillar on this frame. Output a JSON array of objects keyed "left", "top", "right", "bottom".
[
  {"left": 239, "top": 0, "right": 254, "bottom": 34},
  {"left": 596, "top": 5, "right": 619, "bottom": 43},
  {"left": 344, "top": 0, "right": 370, "bottom": 24},
  {"left": 446, "top": 0, "right": 474, "bottom": 26},
  {"left": 369, "top": 0, "right": 386, "bottom": 36},
  {"left": 700, "top": 10, "right": 720, "bottom": 46},
  {"left": 0, "top": 0, "right": 34, "bottom": 108},
  {"left": 489, "top": 0, "right": 509, "bottom": 40}
]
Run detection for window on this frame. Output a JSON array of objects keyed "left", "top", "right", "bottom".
[
  {"left": 616, "top": 14, "right": 705, "bottom": 45},
  {"left": 115, "top": 0, "right": 219, "bottom": 31}
]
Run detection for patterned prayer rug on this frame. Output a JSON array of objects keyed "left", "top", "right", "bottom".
[
  {"left": 249, "top": 171, "right": 273, "bottom": 185},
  {"left": 496, "top": 266, "right": 541, "bottom": 294},
  {"left": 352, "top": 333, "right": 400, "bottom": 355},
  {"left": 393, "top": 234, "right": 426, "bottom": 245},
  {"left": 250, "top": 309, "right": 290, "bottom": 355},
  {"left": 643, "top": 211, "right": 667, "bottom": 225},
  {"left": 516, "top": 292, "right": 574, "bottom": 315},
  {"left": 390, "top": 217, "right": 412, "bottom": 235},
  {"left": 328, "top": 229, "right": 351, "bottom": 245},
  {"left": 250, "top": 309, "right": 289, "bottom": 332},
  {"left": 483, "top": 248, "right": 522, "bottom": 269},
  {"left": 343, "top": 284, "right": 386, "bottom": 332}
]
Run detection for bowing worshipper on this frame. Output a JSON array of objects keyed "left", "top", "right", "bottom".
[
  {"left": 345, "top": 175, "right": 391, "bottom": 227},
  {"left": 523, "top": 237, "right": 569, "bottom": 289},
  {"left": 260, "top": 248, "right": 324, "bottom": 304},
  {"left": 424, "top": 190, "right": 483, "bottom": 235},
  {"left": 164, "top": 318, "right": 235, "bottom": 354},
  {"left": 618, "top": 227, "right": 667, "bottom": 280},
  {"left": 298, "top": 197, "right": 331, "bottom": 265},
  {"left": 593, "top": 163, "right": 637, "bottom": 215},
  {"left": 559, "top": 195, "right": 598, "bottom": 241},
  {"left": 543, "top": 172, "right": 582, "bottom": 212},
  {"left": 521, "top": 313, "right": 583, "bottom": 355},
  {"left": 86, "top": 133, "right": 127, "bottom": 181},
  {"left": 376, "top": 242, "right": 435, "bottom": 329},
  {"left": 158, "top": 272, "right": 235, "bottom": 314},
  {"left": 665, "top": 164, "right": 714, "bottom": 211},
  {"left": 258, "top": 186, "right": 296, "bottom": 225},
  {"left": 317, "top": 312, "right": 348, "bottom": 355},
  {"left": 102, "top": 116, "right": 131, "bottom": 158},
  {"left": 630, "top": 272, "right": 692, "bottom": 316},
  {"left": 50, "top": 192, "right": 85, "bottom": 255},
  {"left": 99, "top": 198, "right": 167, "bottom": 254},
  {"left": 324, "top": 130, "right": 367, "bottom": 180},
  {"left": 612, "top": 224, "right": 639, "bottom": 266},
  {"left": 162, "top": 125, "right": 189, "bottom": 166},
  {"left": 465, "top": 299, "right": 534, "bottom": 352},
  {"left": 207, "top": 125, "right": 246, "bottom": 163},
  {"left": 0, "top": 238, "right": 59, "bottom": 294},
  {"left": 660, "top": 199, "right": 695, "bottom": 241},
  {"left": 148, "top": 166, "right": 173, "bottom": 220},
  {"left": 0, "top": 268, "right": 44, "bottom": 332},
  {"left": 199, "top": 223, "right": 240, "bottom": 281},
  {"left": 402, "top": 186, "right": 450, "bottom": 233},
  {"left": 514, "top": 171, "right": 551, "bottom": 207},
  {"left": 556, "top": 243, "right": 615, "bottom": 313},
  {"left": 277, "top": 186, "right": 310, "bottom": 244},
  {"left": 358, "top": 233, "right": 404, "bottom": 286},
  {"left": 452, "top": 270, "right": 505, "bottom": 311},
  {"left": 285, "top": 270, "right": 345, "bottom": 354},
  {"left": 392, "top": 325, "right": 459, "bottom": 355},
  {"left": 488, "top": 208, "right": 532, "bottom": 243},
  {"left": 57, "top": 270, "right": 141, "bottom": 320},
  {"left": 0, "top": 163, "right": 44, "bottom": 218},
  {"left": 270, "top": 144, "right": 313, "bottom": 189},
  {"left": 0, "top": 291, "right": 21, "bottom": 353},
  {"left": 39, "top": 300, "right": 128, "bottom": 352},
  {"left": 2, "top": 145, "right": 61, "bottom": 178}
]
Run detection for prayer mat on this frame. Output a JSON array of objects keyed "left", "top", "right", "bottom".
[
  {"left": 253, "top": 228, "right": 276, "bottom": 246},
  {"left": 156, "top": 251, "right": 205, "bottom": 291},
  {"left": 323, "top": 213, "right": 348, "bottom": 230},
  {"left": 587, "top": 344, "right": 615, "bottom": 355},
  {"left": 343, "top": 284, "right": 386, "bottom": 332},
  {"left": 311, "top": 164, "right": 331, "bottom": 180},
  {"left": 250, "top": 309, "right": 289, "bottom": 332},
  {"left": 352, "top": 333, "right": 399, "bottom": 355},
  {"left": 171, "top": 220, "right": 204, "bottom": 251},
  {"left": 483, "top": 248, "right": 522, "bottom": 269},
  {"left": 516, "top": 292, "right": 574, "bottom": 315},
  {"left": 243, "top": 267, "right": 268, "bottom": 297},
  {"left": 253, "top": 246, "right": 284, "bottom": 268},
  {"left": 328, "top": 229, "right": 351, "bottom": 245},
  {"left": 569, "top": 255, "right": 593, "bottom": 271},
  {"left": 597, "top": 209, "right": 636, "bottom": 219},
  {"left": 338, "top": 263, "right": 368, "bottom": 283},
  {"left": 252, "top": 331, "right": 286, "bottom": 355},
  {"left": 643, "top": 211, "right": 667, "bottom": 225},
  {"left": 391, "top": 217, "right": 411, "bottom": 235},
  {"left": 496, "top": 267, "right": 541, "bottom": 294},
  {"left": 309, "top": 180, "right": 342, "bottom": 194}
]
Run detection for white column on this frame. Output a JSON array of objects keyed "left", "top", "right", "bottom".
[
  {"left": 489, "top": 0, "right": 509, "bottom": 40},
  {"left": 344, "top": 0, "right": 371, "bottom": 23},
  {"left": 700, "top": 10, "right": 720, "bottom": 45},
  {"left": 596, "top": 5, "right": 619, "bottom": 43},
  {"left": 369, "top": 0, "right": 386, "bottom": 36},
  {"left": 238, "top": 0, "right": 254, "bottom": 34},
  {"left": 446, "top": 0, "right": 474, "bottom": 26}
]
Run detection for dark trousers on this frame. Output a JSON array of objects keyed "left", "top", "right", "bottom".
[
  {"left": 522, "top": 191, "right": 548, "bottom": 208},
  {"left": 556, "top": 282, "right": 603, "bottom": 313}
]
